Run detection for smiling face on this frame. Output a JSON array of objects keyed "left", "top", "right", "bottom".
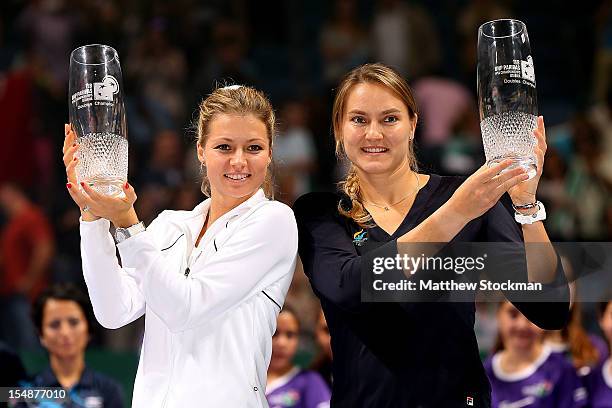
[
  {"left": 497, "top": 302, "right": 543, "bottom": 352},
  {"left": 340, "top": 83, "right": 416, "bottom": 177},
  {"left": 40, "top": 299, "right": 89, "bottom": 360},
  {"left": 197, "top": 113, "right": 271, "bottom": 202}
]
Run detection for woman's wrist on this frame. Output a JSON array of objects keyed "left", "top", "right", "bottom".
[
  {"left": 443, "top": 202, "right": 471, "bottom": 228},
  {"left": 512, "top": 196, "right": 539, "bottom": 216},
  {"left": 80, "top": 211, "right": 101, "bottom": 222},
  {"left": 510, "top": 192, "right": 536, "bottom": 207},
  {"left": 111, "top": 207, "right": 139, "bottom": 228}
]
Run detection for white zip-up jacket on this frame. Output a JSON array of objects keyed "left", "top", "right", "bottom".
[{"left": 79, "top": 190, "right": 298, "bottom": 407}]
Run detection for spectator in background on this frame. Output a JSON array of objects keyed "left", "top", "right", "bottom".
[
  {"left": 537, "top": 147, "right": 576, "bottom": 240},
  {"left": 310, "top": 308, "right": 332, "bottom": 389},
  {"left": 565, "top": 116, "right": 611, "bottom": 240},
  {"left": 124, "top": 93, "right": 175, "bottom": 155},
  {"left": 583, "top": 301, "right": 612, "bottom": 407},
  {"left": 544, "top": 302, "right": 608, "bottom": 375},
  {"left": 440, "top": 107, "right": 483, "bottom": 176},
  {"left": 0, "top": 53, "right": 37, "bottom": 188},
  {"left": 0, "top": 182, "right": 54, "bottom": 351},
  {"left": 29, "top": 283, "right": 124, "bottom": 407},
  {"left": 370, "top": 0, "right": 440, "bottom": 79},
  {"left": 172, "top": 182, "right": 203, "bottom": 212},
  {"left": 412, "top": 76, "right": 475, "bottom": 172},
  {"left": 588, "top": 87, "right": 612, "bottom": 184},
  {"left": 320, "top": 0, "right": 369, "bottom": 86},
  {"left": 485, "top": 301, "right": 586, "bottom": 408},
  {"left": 274, "top": 100, "right": 317, "bottom": 204},
  {"left": 141, "top": 129, "right": 185, "bottom": 189},
  {"left": 267, "top": 306, "right": 331, "bottom": 408},
  {"left": 135, "top": 129, "right": 185, "bottom": 225}
]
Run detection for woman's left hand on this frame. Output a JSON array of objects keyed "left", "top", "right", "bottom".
[
  {"left": 67, "top": 179, "right": 139, "bottom": 228},
  {"left": 508, "top": 115, "right": 546, "bottom": 205}
]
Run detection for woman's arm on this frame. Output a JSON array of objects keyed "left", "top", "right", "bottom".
[
  {"left": 80, "top": 218, "right": 145, "bottom": 329},
  {"left": 64, "top": 125, "right": 145, "bottom": 329},
  {"left": 397, "top": 160, "right": 528, "bottom": 244},
  {"left": 295, "top": 163, "right": 526, "bottom": 312},
  {"left": 294, "top": 193, "right": 400, "bottom": 312},
  {"left": 116, "top": 203, "right": 298, "bottom": 333}
]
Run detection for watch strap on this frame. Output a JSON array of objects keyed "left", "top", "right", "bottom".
[{"left": 514, "top": 201, "right": 546, "bottom": 225}]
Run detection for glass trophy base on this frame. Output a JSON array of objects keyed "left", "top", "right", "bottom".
[
  {"left": 78, "top": 176, "right": 127, "bottom": 198},
  {"left": 488, "top": 156, "right": 537, "bottom": 180}
]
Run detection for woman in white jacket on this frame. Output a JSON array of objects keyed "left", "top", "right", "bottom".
[{"left": 62, "top": 85, "right": 298, "bottom": 407}]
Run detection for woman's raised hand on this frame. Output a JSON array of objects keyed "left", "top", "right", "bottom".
[
  {"left": 62, "top": 124, "right": 139, "bottom": 227},
  {"left": 507, "top": 116, "right": 546, "bottom": 206},
  {"left": 446, "top": 159, "right": 529, "bottom": 222}
]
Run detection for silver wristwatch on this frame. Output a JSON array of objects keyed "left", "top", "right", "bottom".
[{"left": 115, "top": 221, "right": 146, "bottom": 243}]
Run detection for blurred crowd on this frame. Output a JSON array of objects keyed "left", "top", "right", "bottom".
[{"left": 1, "top": 0, "right": 612, "bottom": 405}]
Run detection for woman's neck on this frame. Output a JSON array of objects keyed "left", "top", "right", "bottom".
[
  {"left": 500, "top": 342, "right": 543, "bottom": 373},
  {"left": 50, "top": 354, "right": 85, "bottom": 389},
  {"left": 208, "top": 191, "right": 256, "bottom": 227},
  {"left": 267, "top": 364, "right": 296, "bottom": 384},
  {"left": 544, "top": 330, "right": 564, "bottom": 345},
  {"left": 357, "top": 160, "right": 418, "bottom": 205}
]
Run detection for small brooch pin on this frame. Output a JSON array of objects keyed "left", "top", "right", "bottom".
[{"left": 352, "top": 229, "right": 368, "bottom": 246}]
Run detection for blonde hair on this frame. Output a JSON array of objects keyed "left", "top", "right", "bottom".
[
  {"left": 196, "top": 85, "right": 275, "bottom": 198},
  {"left": 332, "top": 63, "right": 419, "bottom": 227}
]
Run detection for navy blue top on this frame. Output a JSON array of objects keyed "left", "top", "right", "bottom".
[
  {"left": 293, "top": 174, "right": 570, "bottom": 408},
  {"left": 29, "top": 365, "right": 124, "bottom": 408}
]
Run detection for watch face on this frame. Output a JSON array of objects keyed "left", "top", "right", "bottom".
[{"left": 116, "top": 229, "right": 128, "bottom": 242}]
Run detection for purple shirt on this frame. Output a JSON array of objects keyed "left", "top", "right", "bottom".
[
  {"left": 546, "top": 335, "right": 610, "bottom": 376},
  {"left": 484, "top": 346, "right": 587, "bottom": 408},
  {"left": 266, "top": 368, "right": 331, "bottom": 408},
  {"left": 584, "top": 359, "right": 612, "bottom": 408}
]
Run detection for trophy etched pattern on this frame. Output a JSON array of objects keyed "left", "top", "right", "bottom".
[
  {"left": 69, "top": 44, "right": 128, "bottom": 197},
  {"left": 477, "top": 19, "right": 538, "bottom": 179}
]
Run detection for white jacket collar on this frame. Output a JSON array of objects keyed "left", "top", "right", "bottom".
[{"left": 166, "top": 189, "right": 268, "bottom": 246}]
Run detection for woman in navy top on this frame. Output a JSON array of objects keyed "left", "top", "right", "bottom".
[
  {"left": 29, "top": 283, "right": 124, "bottom": 407},
  {"left": 294, "top": 63, "right": 569, "bottom": 407}
]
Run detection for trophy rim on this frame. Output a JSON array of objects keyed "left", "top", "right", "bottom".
[
  {"left": 478, "top": 19, "right": 527, "bottom": 40},
  {"left": 70, "top": 44, "right": 119, "bottom": 66}
]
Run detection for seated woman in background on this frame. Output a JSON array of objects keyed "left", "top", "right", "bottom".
[
  {"left": 267, "top": 306, "right": 330, "bottom": 408},
  {"left": 485, "top": 301, "right": 585, "bottom": 408},
  {"left": 30, "top": 283, "right": 124, "bottom": 407}
]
